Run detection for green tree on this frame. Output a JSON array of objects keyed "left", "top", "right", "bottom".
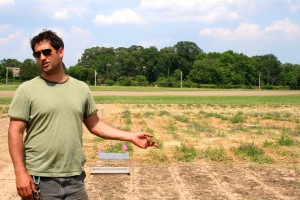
[
  {"left": 174, "top": 41, "right": 202, "bottom": 77},
  {"left": 159, "top": 47, "right": 179, "bottom": 78},
  {"left": 135, "top": 75, "right": 148, "bottom": 86},
  {"left": 253, "top": 54, "right": 281, "bottom": 85},
  {"left": 19, "top": 59, "right": 41, "bottom": 81},
  {"left": 278, "top": 63, "right": 300, "bottom": 88}
]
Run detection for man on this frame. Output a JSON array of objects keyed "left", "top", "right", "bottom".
[{"left": 8, "top": 29, "right": 156, "bottom": 200}]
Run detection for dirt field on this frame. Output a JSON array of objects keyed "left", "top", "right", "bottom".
[{"left": 1, "top": 90, "right": 300, "bottom": 200}]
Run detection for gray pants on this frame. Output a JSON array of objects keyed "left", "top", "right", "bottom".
[{"left": 22, "top": 172, "right": 89, "bottom": 200}]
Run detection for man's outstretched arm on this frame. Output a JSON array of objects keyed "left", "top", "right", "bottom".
[{"left": 83, "top": 113, "right": 156, "bottom": 148}]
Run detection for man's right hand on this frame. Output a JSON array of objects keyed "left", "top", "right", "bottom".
[{"left": 16, "top": 172, "right": 36, "bottom": 200}]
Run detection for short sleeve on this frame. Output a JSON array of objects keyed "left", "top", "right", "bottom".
[
  {"left": 84, "top": 89, "right": 98, "bottom": 118},
  {"left": 8, "top": 86, "right": 30, "bottom": 122}
]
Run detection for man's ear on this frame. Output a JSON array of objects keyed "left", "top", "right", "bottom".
[{"left": 59, "top": 47, "right": 64, "bottom": 59}]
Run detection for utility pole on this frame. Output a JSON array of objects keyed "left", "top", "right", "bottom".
[
  {"left": 180, "top": 71, "right": 183, "bottom": 88},
  {"left": 94, "top": 69, "right": 97, "bottom": 86},
  {"left": 259, "top": 73, "right": 261, "bottom": 90},
  {"left": 6, "top": 67, "right": 8, "bottom": 85}
]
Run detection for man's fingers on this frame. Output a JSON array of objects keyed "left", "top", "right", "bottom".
[
  {"left": 18, "top": 188, "right": 34, "bottom": 200},
  {"left": 30, "top": 179, "right": 36, "bottom": 193},
  {"left": 142, "top": 132, "right": 153, "bottom": 138}
]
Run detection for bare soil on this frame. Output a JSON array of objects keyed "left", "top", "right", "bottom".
[{"left": 1, "top": 90, "right": 300, "bottom": 200}]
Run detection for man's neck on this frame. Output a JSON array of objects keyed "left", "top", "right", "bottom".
[{"left": 41, "top": 72, "right": 68, "bottom": 83}]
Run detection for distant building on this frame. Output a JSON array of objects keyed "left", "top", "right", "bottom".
[
  {"left": 12, "top": 68, "right": 20, "bottom": 77},
  {"left": 6, "top": 67, "right": 20, "bottom": 77}
]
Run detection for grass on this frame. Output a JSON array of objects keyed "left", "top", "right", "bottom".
[
  {"left": 149, "top": 149, "right": 168, "bottom": 162},
  {"left": 230, "top": 113, "right": 245, "bottom": 124},
  {"left": 92, "top": 95, "right": 300, "bottom": 105},
  {"left": 173, "top": 115, "right": 189, "bottom": 123},
  {"left": 277, "top": 135, "right": 295, "bottom": 146},
  {"left": 233, "top": 143, "right": 273, "bottom": 163},
  {"left": 201, "top": 147, "right": 230, "bottom": 161},
  {"left": 174, "top": 143, "right": 198, "bottom": 162},
  {"left": 104, "top": 141, "right": 133, "bottom": 154}
]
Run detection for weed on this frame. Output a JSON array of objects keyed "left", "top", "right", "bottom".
[
  {"left": 149, "top": 149, "right": 168, "bottom": 162},
  {"left": 201, "top": 147, "right": 230, "bottom": 161},
  {"left": 173, "top": 115, "right": 189, "bottom": 123},
  {"left": 153, "top": 138, "right": 164, "bottom": 149},
  {"left": 158, "top": 110, "right": 171, "bottom": 117},
  {"left": 283, "top": 112, "right": 292, "bottom": 118},
  {"left": 263, "top": 140, "right": 279, "bottom": 149},
  {"left": 277, "top": 135, "right": 294, "bottom": 146},
  {"left": 231, "top": 113, "right": 245, "bottom": 124},
  {"left": 146, "top": 127, "right": 154, "bottom": 134},
  {"left": 234, "top": 143, "right": 264, "bottom": 157},
  {"left": 121, "top": 110, "right": 131, "bottom": 118},
  {"left": 251, "top": 155, "right": 273, "bottom": 163},
  {"left": 92, "top": 137, "right": 104, "bottom": 142},
  {"left": 277, "top": 149, "right": 299, "bottom": 157},
  {"left": 233, "top": 143, "right": 273, "bottom": 163},
  {"left": 125, "top": 117, "right": 132, "bottom": 125},
  {"left": 0, "top": 106, "right": 8, "bottom": 114},
  {"left": 143, "top": 111, "right": 154, "bottom": 118},
  {"left": 205, "top": 112, "right": 228, "bottom": 120},
  {"left": 174, "top": 143, "right": 198, "bottom": 162},
  {"left": 166, "top": 122, "right": 177, "bottom": 132},
  {"left": 105, "top": 142, "right": 133, "bottom": 154},
  {"left": 138, "top": 120, "right": 146, "bottom": 125}
]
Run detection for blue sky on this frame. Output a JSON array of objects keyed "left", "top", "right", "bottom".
[{"left": 1, "top": 0, "right": 300, "bottom": 67}]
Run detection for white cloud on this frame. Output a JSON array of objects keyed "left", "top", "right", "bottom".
[
  {"left": 0, "top": 24, "right": 12, "bottom": 32},
  {"left": 53, "top": 6, "right": 87, "bottom": 20},
  {"left": 0, "top": 0, "right": 15, "bottom": 6},
  {"left": 200, "top": 23, "right": 262, "bottom": 40},
  {"left": 265, "top": 18, "right": 300, "bottom": 38},
  {"left": 53, "top": 9, "right": 71, "bottom": 20},
  {"left": 137, "top": 38, "right": 172, "bottom": 48},
  {"left": 199, "top": 19, "right": 300, "bottom": 41},
  {"left": 93, "top": 8, "right": 143, "bottom": 25},
  {"left": 288, "top": 0, "right": 300, "bottom": 12},
  {"left": 138, "top": 0, "right": 249, "bottom": 23},
  {"left": 0, "top": 31, "right": 21, "bottom": 45}
]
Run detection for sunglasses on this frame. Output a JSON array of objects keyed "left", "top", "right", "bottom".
[{"left": 33, "top": 49, "right": 53, "bottom": 59}]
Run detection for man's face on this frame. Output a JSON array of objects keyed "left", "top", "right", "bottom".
[{"left": 34, "top": 40, "right": 64, "bottom": 74}]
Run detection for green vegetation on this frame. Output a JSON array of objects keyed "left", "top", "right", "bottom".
[
  {"left": 201, "top": 147, "right": 230, "bottom": 161},
  {"left": 230, "top": 112, "right": 245, "bottom": 124},
  {"left": 121, "top": 109, "right": 131, "bottom": 118},
  {"left": 0, "top": 94, "right": 299, "bottom": 105},
  {"left": 173, "top": 115, "right": 189, "bottom": 123},
  {"left": 174, "top": 143, "right": 198, "bottom": 162},
  {"left": 277, "top": 135, "right": 295, "bottom": 146},
  {"left": 233, "top": 143, "right": 273, "bottom": 163},
  {"left": 104, "top": 142, "right": 133, "bottom": 154},
  {"left": 91, "top": 95, "right": 300, "bottom": 105},
  {"left": 149, "top": 149, "right": 168, "bottom": 162}
]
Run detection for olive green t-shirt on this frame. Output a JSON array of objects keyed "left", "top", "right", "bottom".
[{"left": 8, "top": 76, "right": 98, "bottom": 177}]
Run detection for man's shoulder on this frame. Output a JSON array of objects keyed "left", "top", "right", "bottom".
[
  {"left": 68, "top": 76, "right": 90, "bottom": 89},
  {"left": 17, "top": 76, "right": 41, "bottom": 89}
]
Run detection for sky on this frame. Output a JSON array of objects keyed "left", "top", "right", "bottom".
[{"left": 1, "top": 0, "right": 300, "bottom": 68}]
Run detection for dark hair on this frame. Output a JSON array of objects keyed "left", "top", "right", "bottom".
[{"left": 30, "top": 29, "right": 64, "bottom": 52}]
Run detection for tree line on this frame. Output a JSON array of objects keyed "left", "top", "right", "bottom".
[{"left": 1, "top": 41, "right": 299, "bottom": 89}]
